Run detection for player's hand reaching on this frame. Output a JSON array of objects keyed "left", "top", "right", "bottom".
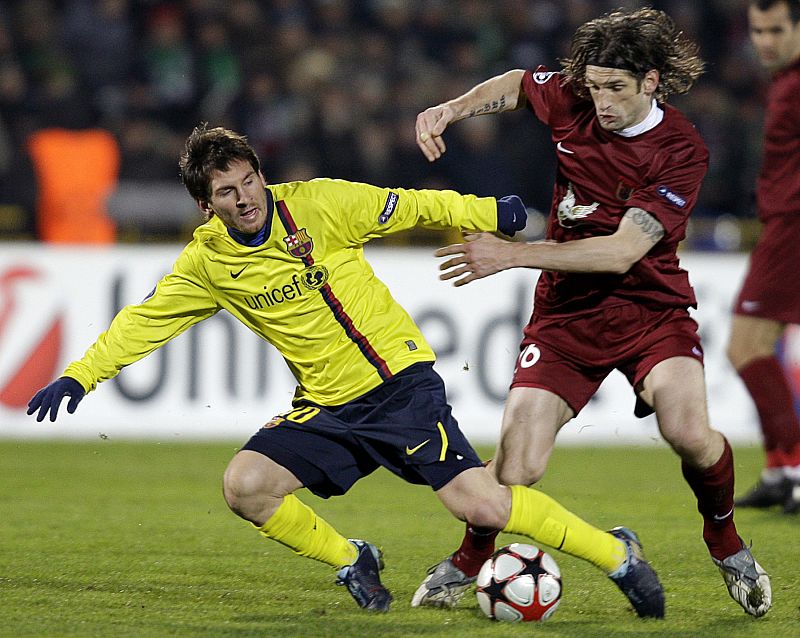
[
  {"left": 415, "top": 104, "right": 455, "bottom": 161},
  {"left": 436, "top": 232, "right": 518, "bottom": 286},
  {"left": 27, "top": 376, "right": 86, "bottom": 422}
]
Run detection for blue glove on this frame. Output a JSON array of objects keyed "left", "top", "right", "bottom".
[
  {"left": 496, "top": 195, "right": 528, "bottom": 236},
  {"left": 27, "top": 376, "right": 86, "bottom": 422}
]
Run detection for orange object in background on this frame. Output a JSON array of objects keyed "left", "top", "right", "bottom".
[{"left": 28, "top": 128, "right": 120, "bottom": 243}]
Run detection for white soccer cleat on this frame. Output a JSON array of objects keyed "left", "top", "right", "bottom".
[
  {"left": 713, "top": 545, "right": 771, "bottom": 617},
  {"left": 411, "top": 555, "right": 476, "bottom": 608}
]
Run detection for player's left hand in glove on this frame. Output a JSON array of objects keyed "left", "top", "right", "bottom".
[
  {"left": 496, "top": 195, "right": 528, "bottom": 236},
  {"left": 27, "top": 376, "right": 86, "bottom": 422}
]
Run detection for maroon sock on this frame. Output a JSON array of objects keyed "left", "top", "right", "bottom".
[
  {"left": 738, "top": 357, "right": 800, "bottom": 464},
  {"left": 451, "top": 523, "right": 499, "bottom": 577},
  {"left": 681, "top": 437, "right": 742, "bottom": 560}
]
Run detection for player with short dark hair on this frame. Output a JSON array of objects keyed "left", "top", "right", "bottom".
[
  {"left": 27, "top": 124, "right": 665, "bottom": 616},
  {"left": 728, "top": 0, "right": 800, "bottom": 515},
  {"left": 413, "top": 7, "right": 771, "bottom": 617}
]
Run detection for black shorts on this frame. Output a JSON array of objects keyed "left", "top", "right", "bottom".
[{"left": 241, "top": 362, "right": 483, "bottom": 498}]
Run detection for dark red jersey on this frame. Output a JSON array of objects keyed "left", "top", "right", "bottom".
[
  {"left": 756, "top": 59, "right": 800, "bottom": 221},
  {"left": 522, "top": 67, "right": 709, "bottom": 315}
]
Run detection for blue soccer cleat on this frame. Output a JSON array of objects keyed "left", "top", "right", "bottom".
[
  {"left": 336, "top": 539, "right": 392, "bottom": 612},
  {"left": 607, "top": 527, "right": 665, "bottom": 618}
]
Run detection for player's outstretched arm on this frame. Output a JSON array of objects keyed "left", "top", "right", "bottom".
[
  {"left": 415, "top": 69, "right": 526, "bottom": 162},
  {"left": 437, "top": 207, "right": 666, "bottom": 286},
  {"left": 436, "top": 233, "right": 521, "bottom": 286},
  {"left": 27, "top": 377, "right": 86, "bottom": 422}
]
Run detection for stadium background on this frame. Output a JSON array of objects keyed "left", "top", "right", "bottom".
[{"left": 1, "top": 0, "right": 799, "bottom": 441}]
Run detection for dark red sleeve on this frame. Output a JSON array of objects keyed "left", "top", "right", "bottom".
[
  {"left": 522, "top": 66, "right": 562, "bottom": 126},
  {"left": 627, "top": 140, "right": 709, "bottom": 238}
]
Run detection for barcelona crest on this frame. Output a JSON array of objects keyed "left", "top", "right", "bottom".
[{"left": 283, "top": 228, "right": 314, "bottom": 258}]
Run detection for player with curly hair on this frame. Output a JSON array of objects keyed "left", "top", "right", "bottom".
[{"left": 413, "top": 7, "right": 771, "bottom": 618}]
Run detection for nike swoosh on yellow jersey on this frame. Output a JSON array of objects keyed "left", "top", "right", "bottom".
[
  {"left": 405, "top": 439, "right": 430, "bottom": 455},
  {"left": 230, "top": 264, "right": 249, "bottom": 279}
]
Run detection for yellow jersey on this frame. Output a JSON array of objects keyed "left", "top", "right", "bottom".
[{"left": 64, "top": 179, "right": 497, "bottom": 405}]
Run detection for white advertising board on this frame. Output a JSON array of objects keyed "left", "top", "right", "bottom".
[{"left": 0, "top": 243, "right": 771, "bottom": 445}]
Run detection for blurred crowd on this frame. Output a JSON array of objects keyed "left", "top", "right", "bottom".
[{"left": 0, "top": 0, "right": 770, "bottom": 244}]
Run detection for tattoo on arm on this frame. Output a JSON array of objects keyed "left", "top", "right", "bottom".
[
  {"left": 468, "top": 95, "right": 507, "bottom": 117},
  {"left": 626, "top": 208, "right": 665, "bottom": 243}
]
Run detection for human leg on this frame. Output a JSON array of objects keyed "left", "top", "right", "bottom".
[
  {"left": 644, "top": 357, "right": 740, "bottom": 556},
  {"left": 730, "top": 213, "right": 800, "bottom": 511},
  {"left": 224, "top": 450, "right": 358, "bottom": 567},
  {"left": 413, "top": 466, "right": 664, "bottom": 617},
  {"left": 493, "top": 386, "right": 572, "bottom": 486},
  {"left": 226, "top": 423, "right": 391, "bottom": 611},
  {"left": 643, "top": 356, "right": 771, "bottom": 616},
  {"left": 429, "top": 387, "right": 571, "bottom": 583},
  {"left": 728, "top": 314, "right": 800, "bottom": 512},
  {"left": 435, "top": 468, "right": 624, "bottom": 571}
]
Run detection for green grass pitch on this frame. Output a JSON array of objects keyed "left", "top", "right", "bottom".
[{"left": 1, "top": 441, "right": 797, "bottom": 637}]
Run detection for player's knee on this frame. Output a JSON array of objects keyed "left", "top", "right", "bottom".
[
  {"left": 664, "top": 424, "right": 717, "bottom": 465},
  {"left": 222, "top": 460, "right": 271, "bottom": 521},
  {"left": 726, "top": 332, "right": 777, "bottom": 370},
  {"left": 222, "top": 466, "right": 249, "bottom": 517},
  {"left": 726, "top": 338, "right": 749, "bottom": 370},
  {"left": 463, "top": 495, "right": 509, "bottom": 530}
]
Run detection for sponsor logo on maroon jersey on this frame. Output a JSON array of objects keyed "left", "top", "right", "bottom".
[{"left": 556, "top": 183, "right": 599, "bottom": 228}]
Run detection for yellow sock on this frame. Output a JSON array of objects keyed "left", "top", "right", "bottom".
[
  {"left": 256, "top": 494, "right": 357, "bottom": 568},
  {"left": 503, "top": 485, "right": 626, "bottom": 573}
]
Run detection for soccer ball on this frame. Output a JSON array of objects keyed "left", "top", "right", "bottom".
[{"left": 476, "top": 543, "right": 562, "bottom": 622}]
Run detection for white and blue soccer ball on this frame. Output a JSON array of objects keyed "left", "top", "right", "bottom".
[{"left": 476, "top": 543, "right": 562, "bottom": 622}]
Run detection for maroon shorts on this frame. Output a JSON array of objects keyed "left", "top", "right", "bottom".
[
  {"left": 735, "top": 215, "right": 800, "bottom": 324},
  {"left": 511, "top": 303, "right": 704, "bottom": 415}
]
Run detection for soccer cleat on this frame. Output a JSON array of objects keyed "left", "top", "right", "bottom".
[
  {"left": 734, "top": 478, "right": 787, "bottom": 509},
  {"left": 410, "top": 555, "right": 476, "bottom": 608},
  {"left": 782, "top": 479, "right": 800, "bottom": 514},
  {"left": 713, "top": 543, "right": 771, "bottom": 617},
  {"left": 336, "top": 539, "right": 392, "bottom": 612},
  {"left": 607, "top": 527, "right": 665, "bottom": 619}
]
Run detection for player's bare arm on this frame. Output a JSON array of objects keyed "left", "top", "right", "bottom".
[
  {"left": 626, "top": 207, "right": 665, "bottom": 244},
  {"left": 416, "top": 69, "right": 527, "bottom": 162},
  {"left": 436, "top": 207, "right": 664, "bottom": 286},
  {"left": 436, "top": 233, "right": 516, "bottom": 286}
]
